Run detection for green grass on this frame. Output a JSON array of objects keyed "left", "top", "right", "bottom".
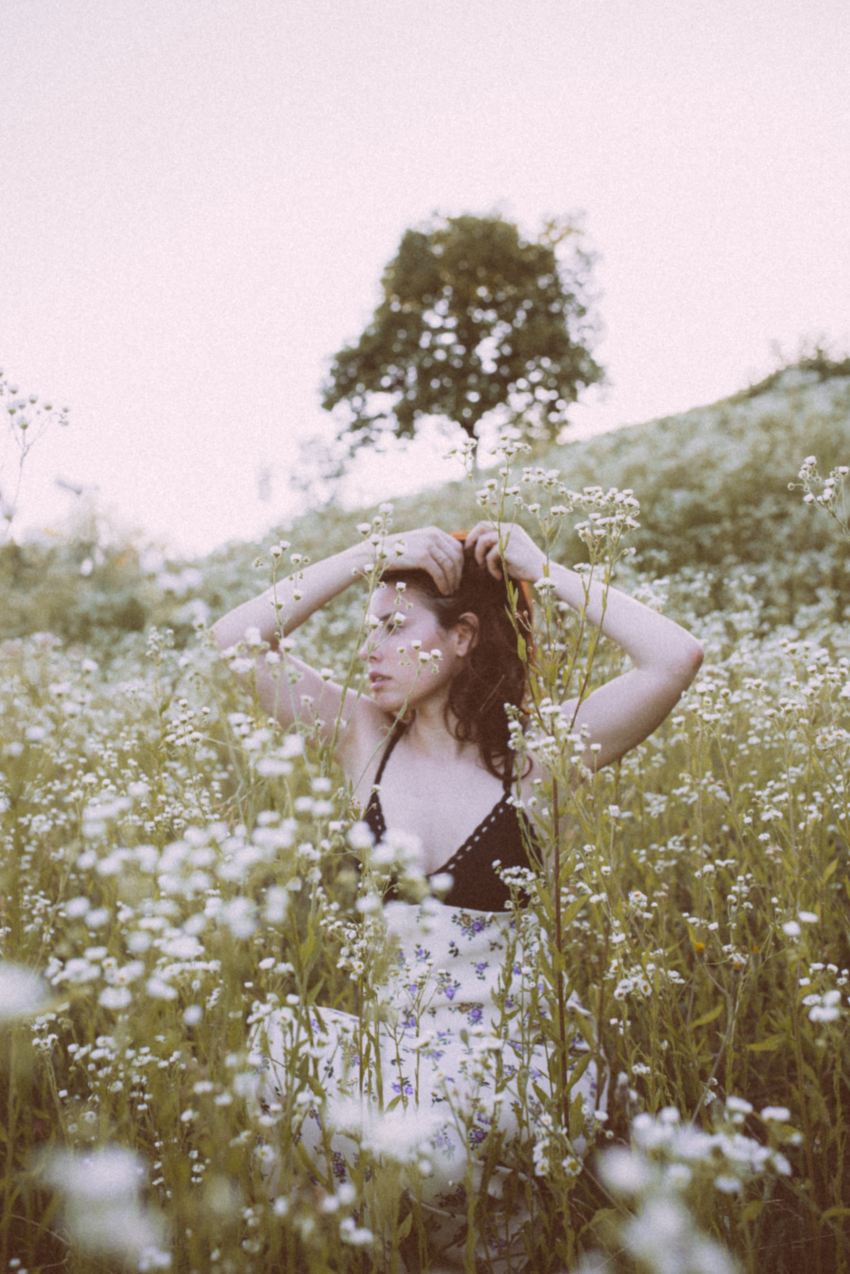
[{"left": 1, "top": 368, "right": 849, "bottom": 1272}]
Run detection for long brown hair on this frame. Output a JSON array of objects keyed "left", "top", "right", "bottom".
[{"left": 381, "top": 533, "right": 534, "bottom": 782}]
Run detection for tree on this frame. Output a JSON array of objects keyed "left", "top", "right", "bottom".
[{"left": 321, "top": 211, "right": 605, "bottom": 459}]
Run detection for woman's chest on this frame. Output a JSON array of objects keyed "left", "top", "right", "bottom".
[{"left": 377, "top": 771, "right": 506, "bottom": 875}]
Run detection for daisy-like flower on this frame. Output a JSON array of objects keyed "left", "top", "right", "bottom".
[{"left": 0, "top": 962, "right": 51, "bottom": 1021}]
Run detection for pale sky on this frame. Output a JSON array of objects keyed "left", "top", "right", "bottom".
[{"left": 2, "top": 0, "right": 849, "bottom": 556}]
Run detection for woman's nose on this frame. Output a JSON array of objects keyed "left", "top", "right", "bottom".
[{"left": 358, "top": 632, "right": 377, "bottom": 661}]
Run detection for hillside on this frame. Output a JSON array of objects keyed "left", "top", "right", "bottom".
[{"left": 2, "top": 366, "right": 849, "bottom": 649}]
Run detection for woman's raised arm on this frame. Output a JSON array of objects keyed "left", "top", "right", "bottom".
[
  {"left": 211, "top": 543, "right": 374, "bottom": 743},
  {"left": 466, "top": 520, "right": 704, "bottom": 773},
  {"left": 541, "top": 560, "right": 703, "bottom": 771}
]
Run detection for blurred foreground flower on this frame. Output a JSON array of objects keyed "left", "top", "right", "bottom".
[
  {"left": 591, "top": 1099, "right": 797, "bottom": 1274},
  {"left": 0, "top": 960, "right": 50, "bottom": 1022},
  {"left": 326, "top": 1094, "right": 445, "bottom": 1164},
  {"left": 621, "top": 1193, "right": 737, "bottom": 1274},
  {"left": 38, "top": 1145, "right": 170, "bottom": 1269}
]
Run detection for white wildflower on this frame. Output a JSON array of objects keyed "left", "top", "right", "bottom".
[
  {"left": 348, "top": 821, "right": 374, "bottom": 851},
  {"left": 0, "top": 962, "right": 51, "bottom": 1021},
  {"left": 760, "top": 1106, "right": 791, "bottom": 1123},
  {"left": 256, "top": 757, "right": 292, "bottom": 777},
  {"left": 39, "top": 1145, "right": 168, "bottom": 1263},
  {"left": 596, "top": 1147, "right": 654, "bottom": 1196},
  {"left": 146, "top": 976, "right": 178, "bottom": 1001},
  {"left": 219, "top": 897, "right": 258, "bottom": 939},
  {"left": 98, "top": 986, "right": 133, "bottom": 1011},
  {"left": 725, "top": 1096, "right": 753, "bottom": 1116},
  {"left": 339, "top": 1218, "right": 374, "bottom": 1246},
  {"left": 263, "top": 886, "right": 289, "bottom": 925},
  {"left": 429, "top": 872, "right": 455, "bottom": 897},
  {"left": 326, "top": 1096, "right": 444, "bottom": 1165}
]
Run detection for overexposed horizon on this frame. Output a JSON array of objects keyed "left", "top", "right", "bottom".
[{"left": 2, "top": 0, "right": 849, "bottom": 556}]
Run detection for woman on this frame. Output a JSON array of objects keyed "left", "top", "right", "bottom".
[{"left": 212, "top": 521, "right": 704, "bottom": 1269}]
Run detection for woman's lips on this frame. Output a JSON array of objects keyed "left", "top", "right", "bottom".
[{"left": 369, "top": 673, "right": 390, "bottom": 688}]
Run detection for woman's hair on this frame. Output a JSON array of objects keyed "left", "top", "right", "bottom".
[{"left": 381, "top": 534, "right": 534, "bottom": 783}]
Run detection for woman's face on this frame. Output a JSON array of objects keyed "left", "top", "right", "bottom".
[{"left": 358, "top": 582, "right": 467, "bottom": 712}]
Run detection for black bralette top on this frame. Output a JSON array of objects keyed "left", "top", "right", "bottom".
[{"left": 361, "top": 726, "right": 536, "bottom": 912}]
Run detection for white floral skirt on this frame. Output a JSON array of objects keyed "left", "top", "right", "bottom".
[{"left": 251, "top": 899, "right": 607, "bottom": 1268}]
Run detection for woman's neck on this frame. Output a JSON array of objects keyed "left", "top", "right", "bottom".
[{"left": 403, "top": 692, "right": 468, "bottom": 761}]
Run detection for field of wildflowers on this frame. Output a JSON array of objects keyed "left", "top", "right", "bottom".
[{"left": 2, "top": 368, "right": 849, "bottom": 1272}]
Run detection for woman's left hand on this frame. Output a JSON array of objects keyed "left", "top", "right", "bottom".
[{"left": 465, "top": 521, "right": 547, "bottom": 583}]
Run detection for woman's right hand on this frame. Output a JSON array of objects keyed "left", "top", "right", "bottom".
[{"left": 379, "top": 526, "right": 464, "bottom": 595}]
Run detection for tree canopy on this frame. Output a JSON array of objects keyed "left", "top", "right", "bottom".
[{"left": 321, "top": 211, "right": 605, "bottom": 458}]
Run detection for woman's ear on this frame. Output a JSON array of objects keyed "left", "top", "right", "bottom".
[{"left": 454, "top": 611, "right": 480, "bottom": 657}]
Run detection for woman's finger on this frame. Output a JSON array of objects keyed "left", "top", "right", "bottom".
[
  {"left": 477, "top": 537, "right": 496, "bottom": 569},
  {"left": 484, "top": 542, "right": 503, "bottom": 579},
  {"left": 464, "top": 522, "right": 485, "bottom": 553},
  {"left": 426, "top": 549, "right": 452, "bottom": 594},
  {"left": 475, "top": 530, "right": 498, "bottom": 569},
  {"left": 436, "top": 535, "right": 464, "bottom": 590}
]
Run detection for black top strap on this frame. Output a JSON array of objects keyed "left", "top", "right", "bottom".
[{"left": 374, "top": 721, "right": 405, "bottom": 784}]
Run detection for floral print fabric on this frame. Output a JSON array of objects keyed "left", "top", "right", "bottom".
[{"left": 251, "top": 897, "right": 606, "bottom": 1269}]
